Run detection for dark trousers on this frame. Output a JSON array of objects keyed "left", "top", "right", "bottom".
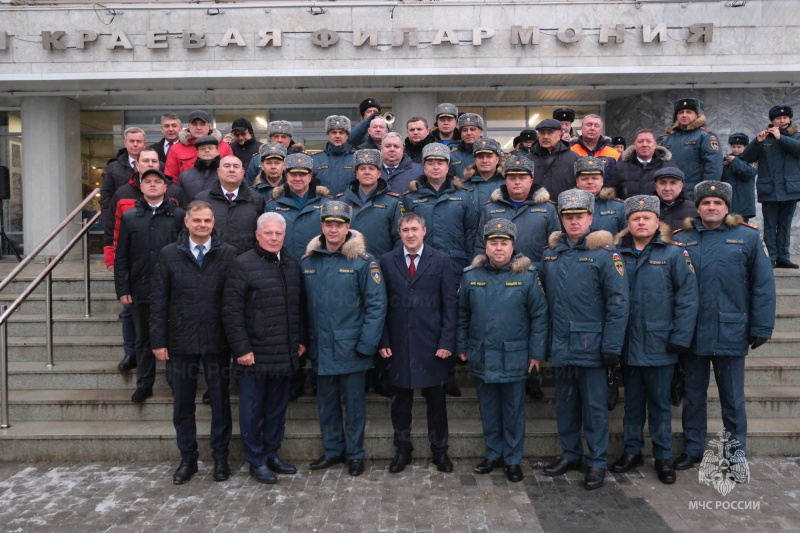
[
  {"left": 390, "top": 384, "right": 448, "bottom": 454},
  {"left": 762, "top": 200, "right": 797, "bottom": 262},
  {"left": 120, "top": 303, "right": 135, "bottom": 357},
  {"left": 681, "top": 353, "right": 747, "bottom": 458},
  {"left": 171, "top": 353, "right": 232, "bottom": 462},
  {"left": 621, "top": 364, "right": 674, "bottom": 460},
  {"left": 474, "top": 378, "right": 526, "bottom": 464},
  {"left": 236, "top": 375, "right": 290, "bottom": 467},
  {"left": 131, "top": 302, "right": 154, "bottom": 390},
  {"left": 316, "top": 371, "right": 367, "bottom": 460},
  {"left": 553, "top": 365, "right": 609, "bottom": 468}
]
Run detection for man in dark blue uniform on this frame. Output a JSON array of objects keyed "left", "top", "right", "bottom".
[
  {"left": 449, "top": 113, "right": 485, "bottom": 180},
  {"left": 574, "top": 157, "right": 626, "bottom": 235},
  {"left": 721, "top": 133, "right": 757, "bottom": 222},
  {"left": 672, "top": 181, "right": 776, "bottom": 471},
  {"left": 540, "top": 189, "right": 629, "bottom": 490},
  {"left": 611, "top": 195, "right": 698, "bottom": 484}
]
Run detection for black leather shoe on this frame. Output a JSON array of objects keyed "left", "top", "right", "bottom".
[
  {"left": 673, "top": 453, "right": 702, "bottom": 470},
  {"left": 504, "top": 464, "right": 524, "bottom": 483},
  {"left": 543, "top": 457, "right": 581, "bottom": 477},
  {"left": 389, "top": 450, "right": 412, "bottom": 473},
  {"left": 309, "top": 454, "right": 346, "bottom": 470},
  {"left": 348, "top": 459, "right": 365, "bottom": 477},
  {"left": 117, "top": 355, "right": 137, "bottom": 372},
  {"left": 585, "top": 467, "right": 606, "bottom": 490},
  {"left": 474, "top": 458, "right": 503, "bottom": 474},
  {"left": 213, "top": 459, "right": 230, "bottom": 481},
  {"left": 172, "top": 459, "right": 198, "bottom": 485},
  {"left": 249, "top": 464, "right": 277, "bottom": 484},
  {"left": 610, "top": 452, "right": 644, "bottom": 473},
  {"left": 655, "top": 459, "right": 676, "bottom": 484},
  {"left": 267, "top": 457, "right": 297, "bottom": 475},
  {"left": 131, "top": 388, "right": 153, "bottom": 403},
  {"left": 775, "top": 260, "right": 800, "bottom": 269},
  {"left": 432, "top": 452, "right": 453, "bottom": 473},
  {"left": 201, "top": 390, "right": 211, "bottom": 406},
  {"left": 444, "top": 382, "right": 462, "bottom": 397}
]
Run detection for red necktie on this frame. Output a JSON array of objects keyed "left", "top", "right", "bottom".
[{"left": 408, "top": 254, "right": 417, "bottom": 277}]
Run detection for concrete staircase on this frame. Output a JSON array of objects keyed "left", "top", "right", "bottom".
[{"left": 1, "top": 260, "right": 800, "bottom": 462}]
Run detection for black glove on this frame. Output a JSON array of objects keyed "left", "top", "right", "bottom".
[
  {"left": 749, "top": 336, "right": 769, "bottom": 350},
  {"left": 668, "top": 343, "right": 690, "bottom": 356},
  {"left": 606, "top": 367, "right": 619, "bottom": 411},
  {"left": 669, "top": 362, "right": 685, "bottom": 407},
  {"left": 355, "top": 350, "right": 372, "bottom": 359},
  {"left": 602, "top": 353, "right": 620, "bottom": 367},
  {"left": 526, "top": 367, "right": 544, "bottom": 400}
]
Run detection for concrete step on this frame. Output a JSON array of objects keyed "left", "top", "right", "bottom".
[
  {"left": 5, "top": 313, "right": 122, "bottom": 337},
  {"left": 773, "top": 269, "right": 800, "bottom": 290},
  {"left": 1, "top": 416, "right": 797, "bottom": 462},
  {"left": 777, "top": 289, "right": 800, "bottom": 308},
  {"left": 9, "top": 384, "right": 800, "bottom": 422},
  {"left": 5, "top": 336, "right": 123, "bottom": 362},
  {"left": 775, "top": 308, "right": 800, "bottom": 329},
  {"left": 1, "top": 278, "right": 115, "bottom": 296},
  {"left": 7, "top": 360, "right": 163, "bottom": 389},
  {"left": 746, "top": 331, "right": 800, "bottom": 357},
  {"left": 0, "top": 293, "right": 120, "bottom": 315}
]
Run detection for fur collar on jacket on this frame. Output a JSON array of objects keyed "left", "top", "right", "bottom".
[
  {"left": 178, "top": 126, "right": 224, "bottom": 146},
  {"left": 464, "top": 163, "right": 502, "bottom": 181},
  {"left": 304, "top": 229, "right": 366, "bottom": 260},
  {"left": 681, "top": 214, "right": 744, "bottom": 231},
  {"left": 407, "top": 176, "right": 464, "bottom": 193},
  {"left": 548, "top": 229, "right": 614, "bottom": 250},
  {"left": 271, "top": 184, "right": 330, "bottom": 201},
  {"left": 763, "top": 122, "right": 800, "bottom": 136},
  {"left": 597, "top": 186, "right": 618, "bottom": 202},
  {"left": 614, "top": 222, "right": 674, "bottom": 246},
  {"left": 470, "top": 253, "right": 532, "bottom": 274},
  {"left": 665, "top": 114, "right": 708, "bottom": 135},
  {"left": 489, "top": 185, "right": 550, "bottom": 205},
  {"left": 621, "top": 144, "right": 672, "bottom": 163}
]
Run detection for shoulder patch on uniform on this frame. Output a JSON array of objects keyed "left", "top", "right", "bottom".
[
  {"left": 599, "top": 244, "right": 616, "bottom": 252},
  {"left": 668, "top": 241, "right": 685, "bottom": 247},
  {"left": 359, "top": 252, "right": 371, "bottom": 261},
  {"left": 387, "top": 192, "right": 400, "bottom": 197},
  {"left": 463, "top": 265, "right": 477, "bottom": 273}
]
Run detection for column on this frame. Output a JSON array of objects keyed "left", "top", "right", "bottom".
[{"left": 391, "top": 93, "right": 439, "bottom": 137}]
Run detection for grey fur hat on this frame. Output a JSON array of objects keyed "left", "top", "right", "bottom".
[
  {"left": 284, "top": 153, "right": 314, "bottom": 174},
  {"left": 435, "top": 103, "right": 458, "bottom": 119},
  {"left": 354, "top": 149, "right": 382, "bottom": 169},
  {"left": 624, "top": 195, "right": 660, "bottom": 218},
  {"left": 458, "top": 113, "right": 484, "bottom": 130},
  {"left": 473, "top": 137, "right": 501, "bottom": 156},
  {"left": 503, "top": 154, "right": 534, "bottom": 175},
  {"left": 575, "top": 156, "right": 606, "bottom": 176},
  {"left": 267, "top": 120, "right": 293, "bottom": 138},
  {"left": 558, "top": 189, "right": 595, "bottom": 215},
  {"left": 320, "top": 201, "right": 352, "bottom": 223},
  {"left": 694, "top": 180, "right": 732, "bottom": 207},
  {"left": 325, "top": 115, "right": 352, "bottom": 134},
  {"left": 484, "top": 218, "right": 517, "bottom": 240},
  {"left": 259, "top": 142, "right": 287, "bottom": 160},
  {"left": 422, "top": 143, "right": 451, "bottom": 162}
]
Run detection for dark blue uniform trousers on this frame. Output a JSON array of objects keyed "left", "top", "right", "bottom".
[
  {"left": 681, "top": 353, "right": 747, "bottom": 458},
  {"left": 762, "top": 200, "right": 797, "bottom": 262},
  {"left": 236, "top": 375, "right": 290, "bottom": 467},
  {"left": 171, "top": 353, "right": 232, "bottom": 462},
  {"left": 554, "top": 366, "right": 609, "bottom": 468},
  {"left": 390, "top": 384, "right": 449, "bottom": 454},
  {"left": 474, "top": 378, "right": 526, "bottom": 465},
  {"left": 621, "top": 364, "right": 674, "bottom": 460},
  {"left": 316, "top": 370, "right": 367, "bottom": 460}
]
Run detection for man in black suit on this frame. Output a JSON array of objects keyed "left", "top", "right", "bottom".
[
  {"left": 150, "top": 112, "right": 183, "bottom": 164},
  {"left": 379, "top": 212, "right": 457, "bottom": 473}
]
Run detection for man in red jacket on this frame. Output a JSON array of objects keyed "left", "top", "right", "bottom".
[{"left": 164, "top": 110, "right": 232, "bottom": 180}]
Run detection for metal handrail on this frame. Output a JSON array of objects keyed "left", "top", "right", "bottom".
[
  {"left": 0, "top": 208, "right": 102, "bottom": 428},
  {"left": 0, "top": 188, "right": 100, "bottom": 294}
]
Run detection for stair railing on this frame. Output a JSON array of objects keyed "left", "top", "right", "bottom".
[{"left": 0, "top": 188, "right": 101, "bottom": 428}]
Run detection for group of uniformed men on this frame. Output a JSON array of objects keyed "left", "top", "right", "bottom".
[{"left": 104, "top": 96, "right": 786, "bottom": 489}]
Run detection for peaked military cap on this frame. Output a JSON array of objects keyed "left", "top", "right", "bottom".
[
  {"left": 354, "top": 149, "right": 382, "bottom": 169},
  {"left": 188, "top": 110, "right": 211, "bottom": 124},
  {"left": 519, "top": 129, "right": 537, "bottom": 142},
  {"left": 259, "top": 142, "right": 287, "bottom": 160},
  {"left": 359, "top": 98, "right": 382, "bottom": 117},
  {"left": 769, "top": 105, "right": 793, "bottom": 120},
  {"left": 535, "top": 118, "right": 562, "bottom": 131},
  {"left": 484, "top": 218, "right": 517, "bottom": 240},
  {"left": 611, "top": 136, "right": 626, "bottom": 148},
  {"left": 140, "top": 168, "right": 172, "bottom": 184},
  {"left": 473, "top": 137, "right": 501, "bottom": 156},
  {"left": 435, "top": 103, "right": 458, "bottom": 119},
  {"left": 624, "top": 195, "right": 660, "bottom": 218},
  {"left": 422, "top": 143, "right": 451, "bottom": 162},
  {"left": 673, "top": 98, "right": 703, "bottom": 120},
  {"left": 284, "top": 153, "right": 314, "bottom": 174},
  {"left": 267, "top": 120, "right": 293, "bottom": 138},
  {"left": 652, "top": 166, "right": 686, "bottom": 182},
  {"left": 558, "top": 189, "right": 595, "bottom": 215},
  {"left": 553, "top": 108, "right": 575, "bottom": 122},
  {"left": 728, "top": 133, "right": 749, "bottom": 146},
  {"left": 575, "top": 156, "right": 606, "bottom": 176},
  {"left": 320, "top": 200, "right": 352, "bottom": 223},
  {"left": 325, "top": 115, "right": 352, "bottom": 134},
  {"left": 458, "top": 113, "right": 485, "bottom": 130},
  {"left": 694, "top": 180, "right": 732, "bottom": 207},
  {"left": 503, "top": 154, "right": 534, "bottom": 175},
  {"left": 194, "top": 135, "right": 219, "bottom": 148}
]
